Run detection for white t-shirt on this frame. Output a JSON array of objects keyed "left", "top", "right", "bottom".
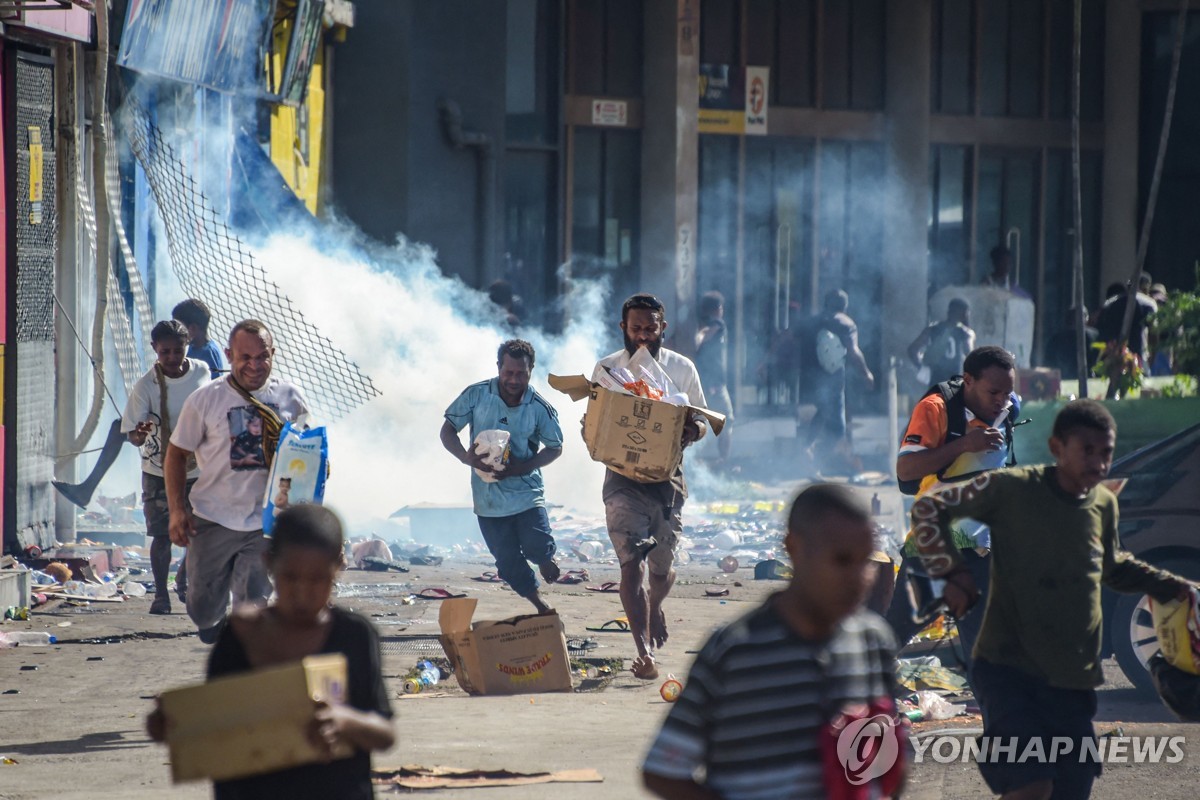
[
  {"left": 170, "top": 375, "right": 310, "bottom": 531},
  {"left": 121, "top": 358, "right": 210, "bottom": 478}
]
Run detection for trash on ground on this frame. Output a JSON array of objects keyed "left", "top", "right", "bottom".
[{"left": 372, "top": 765, "right": 604, "bottom": 790}]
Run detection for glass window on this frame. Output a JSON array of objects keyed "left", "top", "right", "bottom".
[
  {"left": 849, "top": 0, "right": 885, "bottom": 110},
  {"left": 777, "top": 0, "right": 815, "bottom": 107},
  {"left": 504, "top": 151, "right": 558, "bottom": 321},
  {"left": 570, "top": 0, "right": 605, "bottom": 96},
  {"left": 507, "top": 0, "right": 559, "bottom": 144},
  {"left": 701, "top": 0, "right": 739, "bottom": 66},
  {"left": 605, "top": 0, "right": 643, "bottom": 96},
  {"left": 929, "top": 145, "right": 971, "bottom": 293},
  {"left": 976, "top": 149, "right": 1039, "bottom": 295},
  {"left": 822, "top": 1, "right": 851, "bottom": 108},
  {"left": 933, "top": 0, "right": 973, "bottom": 114},
  {"left": 979, "top": 0, "right": 1009, "bottom": 116},
  {"left": 1008, "top": 0, "right": 1043, "bottom": 117},
  {"left": 570, "top": 128, "right": 641, "bottom": 296}
]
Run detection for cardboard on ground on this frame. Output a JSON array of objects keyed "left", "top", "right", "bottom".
[
  {"left": 549, "top": 374, "right": 726, "bottom": 483},
  {"left": 438, "top": 597, "right": 573, "bottom": 695},
  {"left": 159, "top": 653, "right": 352, "bottom": 783}
]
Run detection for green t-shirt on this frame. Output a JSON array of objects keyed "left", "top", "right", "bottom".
[{"left": 915, "top": 465, "right": 1186, "bottom": 690}]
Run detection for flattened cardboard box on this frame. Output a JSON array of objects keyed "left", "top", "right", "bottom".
[
  {"left": 549, "top": 374, "right": 726, "bottom": 483},
  {"left": 160, "top": 653, "right": 352, "bottom": 783},
  {"left": 438, "top": 598, "right": 573, "bottom": 695}
]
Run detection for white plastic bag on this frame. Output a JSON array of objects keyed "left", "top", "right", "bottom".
[
  {"left": 915, "top": 690, "right": 967, "bottom": 721},
  {"left": 262, "top": 422, "right": 329, "bottom": 535},
  {"left": 473, "top": 429, "right": 511, "bottom": 483},
  {"left": 627, "top": 347, "right": 680, "bottom": 397}
]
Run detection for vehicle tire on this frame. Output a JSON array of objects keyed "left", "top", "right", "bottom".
[{"left": 1112, "top": 558, "right": 1200, "bottom": 696}]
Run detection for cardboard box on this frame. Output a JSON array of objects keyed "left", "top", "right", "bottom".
[
  {"left": 438, "top": 598, "right": 573, "bottom": 696},
  {"left": 160, "top": 653, "right": 352, "bottom": 783},
  {"left": 549, "top": 374, "right": 726, "bottom": 483}
]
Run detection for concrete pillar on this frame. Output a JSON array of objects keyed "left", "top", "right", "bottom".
[
  {"left": 1100, "top": 0, "right": 1139, "bottom": 294},
  {"left": 882, "top": 0, "right": 932, "bottom": 360},
  {"left": 640, "top": 0, "right": 699, "bottom": 339}
]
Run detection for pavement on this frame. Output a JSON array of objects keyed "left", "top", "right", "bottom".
[{"left": 2, "top": 549, "right": 1199, "bottom": 799}]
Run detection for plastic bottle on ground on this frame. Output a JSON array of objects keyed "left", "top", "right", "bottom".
[
  {"left": 2, "top": 631, "right": 57, "bottom": 646},
  {"left": 123, "top": 582, "right": 148, "bottom": 598},
  {"left": 418, "top": 660, "right": 440, "bottom": 687}
]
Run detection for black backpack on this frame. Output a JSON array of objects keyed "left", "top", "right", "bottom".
[{"left": 897, "top": 376, "right": 1019, "bottom": 495}]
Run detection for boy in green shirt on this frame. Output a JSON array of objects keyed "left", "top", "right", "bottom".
[{"left": 912, "top": 399, "right": 1194, "bottom": 800}]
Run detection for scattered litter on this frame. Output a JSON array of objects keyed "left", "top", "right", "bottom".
[
  {"left": 660, "top": 674, "right": 683, "bottom": 702},
  {"left": 704, "top": 587, "right": 730, "bottom": 597},
  {"left": 915, "top": 690, "right": 968, "bottom": 720},
  {"left": 373, "top": 765, "right": 603, "bottom": 790},
  {"left": 584, "top": 582, "right": 620, "bottom": 593},
  {"left": 585, "top": 618, "right": 629, "bottom": 633},
  {"left": 896, "top": 657, "right": 969, "bottom": 692},
  {"left": 18, "top": 666, "right": 37, "bottom": 671},
  {"left": 718, "top": 556, "right": 738, "bottom": 573}
]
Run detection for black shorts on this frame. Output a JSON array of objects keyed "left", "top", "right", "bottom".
[{"left": 972, "top": 658, "right": 1101, "bottom": 800}]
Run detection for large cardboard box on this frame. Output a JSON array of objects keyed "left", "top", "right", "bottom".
[
  {"left": 159, "top": 654, "right": 352, "bottom": 783},
  {"left": 438, "top": 598, "right": 573, "bottom": 695},
  {"left": 549, "top": 374, "right": 726, "bottom": 483}
]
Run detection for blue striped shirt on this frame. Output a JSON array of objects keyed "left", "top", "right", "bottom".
[{"left": 643, "top": 602, "right": 897, "bottom": 799}]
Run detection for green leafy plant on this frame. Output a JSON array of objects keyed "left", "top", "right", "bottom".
[
  {"left": 1093, "top": 342, "right": 1144, "bottom": 399},
  {"left": 1150, "top": 273, "right": 1200, "bottom": 384},
  {"left": 1161, "top": 374, "right": 1197, "bottom": 398}
]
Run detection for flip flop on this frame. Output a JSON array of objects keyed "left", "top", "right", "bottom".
[
  {"left": 414, "top": 587, "right": 467, "bottom": 600},
  {"left": 585, "top": 617, "right": 630, "bottom": 633},
  {"left": 705, "top": 587, "right": 730, "bottom": 597},
  {"left": 556, "top": 569, "right": 589, "bottom": 585},
  {"left": 471, "top": 572, "right": 505, "bottom": 583},
  {"left": 585, "top": 581, "right": 621, "bottom": 593}
]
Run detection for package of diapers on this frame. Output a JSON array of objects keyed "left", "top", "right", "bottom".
[
  {"left": 262, "top": 422, "right": 329, "bottom": 535},
  {"left": 473, "top": 429, "right": 511, "bottom": 483}
]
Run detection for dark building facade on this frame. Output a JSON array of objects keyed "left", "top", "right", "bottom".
[{"left": 329, "top": 0, "right": 1191, "bottom": 417}]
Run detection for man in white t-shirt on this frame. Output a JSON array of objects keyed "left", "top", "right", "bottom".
[
  {"left": 591, "top": 293, "right": 709, "bottom": 680},
  {"left": 123, "top": 320, "right": 210, "bottom": 615},
  {"left": 165, "top": 319, "right": 309, "bottom": 642}
]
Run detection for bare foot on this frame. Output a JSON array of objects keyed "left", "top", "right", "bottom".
[
  {"left": 631, "top": 654, "right": 659, "bottom": 680},
  {"left": 538, "top": 560, "right": 561, "bottom": 584},
  {"left": 649, "top": 606, "right": 669, "bottom": 651}
]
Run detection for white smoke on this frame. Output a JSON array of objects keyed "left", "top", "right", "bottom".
[{"left": 252, "top": 230, "right": 612, "bottom": 534}]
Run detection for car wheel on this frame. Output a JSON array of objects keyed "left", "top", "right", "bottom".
[{"left": 1112, "top": 558, "right": 1200, "bottom": 696}]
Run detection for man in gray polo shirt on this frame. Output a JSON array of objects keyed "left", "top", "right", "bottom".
[
  {"left": 592, "top": 294, "right": 708, "bottom": 680},
  {"left": 165, "top": 319, "right": 310, "bottom": 642}
]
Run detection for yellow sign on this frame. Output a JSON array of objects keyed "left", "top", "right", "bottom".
[
  {"left": 698, "top": 109, "right": 745, "bottom": 135},
  {"left": 28, "top": 127, "right": 43, "bottom": 225}
]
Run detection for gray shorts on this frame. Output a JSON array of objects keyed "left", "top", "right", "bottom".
[
  {"left": 185, "top": 517, "right": 271, "bottom": 630},
  {"left": 604, "top": 487, "right": 683, "bottom": 576}
]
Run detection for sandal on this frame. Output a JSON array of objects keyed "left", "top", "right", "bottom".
[
  {"left": 705, "top": 587, "right": 730, "bottom": 597},
  {"left": 414, "top": 587, "right": 467, "bottom": 600},
  {"left": 556, "top": 569, "right": 589, "bottom": 584},
  {"left": 471, "top": 572, "right": 505, "bottom": 583},
  {"left": 585, "top": 581, "right": 621, "bottom": 593},
  {"left": 585, "top": 617, "right": 630, "bottom": 633}
]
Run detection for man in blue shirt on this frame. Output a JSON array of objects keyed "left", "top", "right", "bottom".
[
  {"left": 173, "top": 298, "right": 226, "bottom": 377},
  {"left": 440, "top": 339, "right": 564, "bottom": 613}
]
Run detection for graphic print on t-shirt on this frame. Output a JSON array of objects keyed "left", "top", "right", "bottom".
[
  {"left": 228, "top": 404, "right": 277, "bottom": 471},
  {"left": 139, "top": 411, "right": 164, "bottom": 468}
]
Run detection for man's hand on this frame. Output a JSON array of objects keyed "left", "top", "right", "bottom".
[
  {"left": 863, "top": 370, "right": 876, "bottom": 391},
  {"left": 168, "top": 511, "right": 195, "bottom": 547},
  {"left": 960, "top": 426, "right": 1005, "bottom": 454},
  {"left": 307, "top": 700, "right": 352, "bottom": 760},
  {"left": 127, "top": 421, "right": 153, "bottom": 447},
  {"left": 461, "top": 448, "right": 495, "bottom": 474},
  {"left": 681, "top": 419, "right": 702, "bottom": 446},
  {"left": 942, "top": 569, "right": 980, "bottom": 618}
]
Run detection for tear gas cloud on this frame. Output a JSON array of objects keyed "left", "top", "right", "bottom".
[{"left": 252, "top": 230, "right": 614, "bottom": 535}]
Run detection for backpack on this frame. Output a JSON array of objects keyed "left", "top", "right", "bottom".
[{"left": 897, "top": 376, "right": 1019, "bottom": 495}]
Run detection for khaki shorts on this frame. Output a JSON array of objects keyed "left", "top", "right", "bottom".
[{"left": 604, "top": 487, "right": 683, "bottom": 576}]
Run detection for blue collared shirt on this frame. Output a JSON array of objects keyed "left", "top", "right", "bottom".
[{"left": 445, "top": 379, "right": 563, "bottom": 518}]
